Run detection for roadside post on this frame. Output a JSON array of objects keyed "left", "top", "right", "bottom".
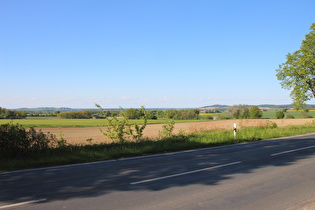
[{"left": 233, "top": 123, "right": 237, "bottom": 139}]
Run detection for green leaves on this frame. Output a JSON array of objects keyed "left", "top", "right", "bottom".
[
  {"left": 97, "top": 105, "right": 148, "bottom": 142},
  {"left": 276, "top": 23, "right": 315, "bottom": 108}
]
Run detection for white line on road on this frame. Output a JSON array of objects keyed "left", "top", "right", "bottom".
[
  {"left": 130, "top": 161, "right": 242, "bottom": 185},
  {"left": 271, "top": 145, "right": 315, "bottom": 156},
  {"left": 0, "top": 199, "right": 47, "bottom": 209}
]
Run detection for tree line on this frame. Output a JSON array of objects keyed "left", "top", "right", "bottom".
[
  {"left": 56, "top": 109, "right": 200, "bottom": 120},
  {"left": 55, "top": 106, "right": 265, "bottom": 120},
  {"left": 0, "top": 107, "right": 27, "bottom": 119},
  {"left": 227, "top": 105, "right": 263, "bottom": 119}
]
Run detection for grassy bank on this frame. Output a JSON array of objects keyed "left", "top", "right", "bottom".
[{"left": 2, "top": 123, "right": 315, "bottom": 172}]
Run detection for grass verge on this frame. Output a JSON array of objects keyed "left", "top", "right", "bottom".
[{"left": 1, "top": 124, "right": 315, "bottom": 172}]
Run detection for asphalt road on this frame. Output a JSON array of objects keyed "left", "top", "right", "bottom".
[{"left": 1, "top": 133, "right": 315, "bottom": 209}]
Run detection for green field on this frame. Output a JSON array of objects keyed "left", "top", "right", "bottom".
[
  {"left": 0, "top": 117, "right": 203, "bottom": 128},
  {"left": 2, "top": 109, "right": 315, "bottom": 128},
  {"left": 200, "top": 110, "right": 315, "bottom": 119}
]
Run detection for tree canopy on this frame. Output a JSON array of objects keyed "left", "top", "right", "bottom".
[{"left": 276, "top": 23, "right": 315, "bottom": 108}]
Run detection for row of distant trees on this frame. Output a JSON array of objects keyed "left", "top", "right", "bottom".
[
  {"left": 55, "top": 109, "right": 200, "bottom": 120},
  {"left": 56, "top": 106, "right": 264, "bottom": 120},
  {"left": 0, "top": 106, "right": 266, "bottom": 120},
  {"left": 227, "top": 105, "right": 263, "bottom": 119},
  {"left": 0, "top": 107, "right": 27, "bottom": 119},
  {"left": 57, "top": 111, "right": 92, "bottom": 119}
]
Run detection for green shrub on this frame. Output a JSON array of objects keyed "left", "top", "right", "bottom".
[
  {"left": 284, "top": 114, "right": 295, "bottom": 119},
  {"left": 158, "top": 120, "right": 175, "bottom": 139},
  {"left": 0, "top": 123, "right": 57, "bottom": 158},
  {"left": 266, "top": 120, "right": 278, "bottom": 128},
  {"left": 205, "top": 116, "right": 213, "bottom": 120},
  {"left": 96, "top": 105, "right": 147, "bottom": 142},
  {"left": 249, "top": 105, "right": 263, "bottom": 119},
  {"left": 276, "top": 110, "right": 285, "bottom": 119}
]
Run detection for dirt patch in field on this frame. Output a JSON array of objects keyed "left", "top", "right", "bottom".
[{"left": 36, "top": 119, "right": 315, "bottom": 145}]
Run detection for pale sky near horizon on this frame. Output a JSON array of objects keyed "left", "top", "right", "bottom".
[{"left": 1, "top": 0, "right": 315, "bottom": 109}]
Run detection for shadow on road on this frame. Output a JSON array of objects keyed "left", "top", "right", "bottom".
[{"left": 1, "top": 134, "right": 315, "bottom": 206}]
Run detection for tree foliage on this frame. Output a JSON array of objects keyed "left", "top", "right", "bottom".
[
  {"left": 276, "top": 110, "right": 285, "bottom": 119},
  {"left": 0, "top": 123, "right": 57, "bottom": 158},
  {"left": 57, "top": 111, "right": 92, "bottom": 119},
  {"left": 249, "top": 105, "right": 263, "bottom": 119},
  {"left": 276, "top": 23, "right": 315, "bottom": 108},
  {"left": 96, "top": 105, "right": 147, "bottom": 142},
  {"left": 0, "top": 107, "right": 27, "bottom": 119},
  {"left": 228, "top": 105, "right": 250, "bottom": 119}
]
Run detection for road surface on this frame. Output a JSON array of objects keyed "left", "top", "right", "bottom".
[{"left": 1, "top": 133, "right": 315, "bottom": 209}]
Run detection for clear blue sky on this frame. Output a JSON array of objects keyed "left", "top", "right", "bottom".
[{"left": 1, "top": 0, "right": 315, "bottom": 108}]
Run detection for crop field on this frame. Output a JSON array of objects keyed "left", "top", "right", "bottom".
[
  {"left": 1, "top": 118, "right": 312, "bottom": 145},
  {"left": 0, "top": 117, "right": 202, "bottom": 128},
  {"left": 200, "top": 110, "right": 315, "bottom": 119},
  {"left": 2, "top": 110, "right": 315, "bottom": 145}
]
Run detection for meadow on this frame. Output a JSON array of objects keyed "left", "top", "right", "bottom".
[
  {"left": 199, "top": 109, "right": 315, "bottom": 119},
  {"left": 0, "top": 117, "right": 202, "bottom": 128},
  {"left": 1, "top": 109, "right": 315, "bottom": 128}
]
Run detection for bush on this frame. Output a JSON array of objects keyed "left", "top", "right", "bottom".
[
  {"left": 0, "top": 123, "right": 57, "bottom": 158},
  {"left": 205, "top": 116, "right": 213, "bottom": 120},
  {"left": 284, "top": 114, "right": 295, "bottom": 119},
  {"left": 97, "top": 105, "right": 147, "bottom": 142},
  {"left": 276, "top": 110, "right": 285, "bottom": 119},
  {"left": 249, "top": 105, "right": 263, "bottom": 119}
]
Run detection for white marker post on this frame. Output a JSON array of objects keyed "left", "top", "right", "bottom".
[{"left": 233, "top": 123, "right": 237, "bottom": 139}]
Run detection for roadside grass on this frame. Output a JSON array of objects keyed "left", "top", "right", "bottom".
[{"left": 2, "top": 123, "right": 315, "bottom": 172}]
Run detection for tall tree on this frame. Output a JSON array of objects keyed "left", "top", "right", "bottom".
[{"left": 276, "top": 23, "right": 315, "bottom": 108}]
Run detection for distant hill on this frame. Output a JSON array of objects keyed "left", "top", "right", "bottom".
[
  {"left": 10, "top": 104, "right": 315, "bottom": 114},
  {"left": 11, "top": 107, "right": 184, "bottom": 113},
  {"left": 13, "top": 107, "right": 99, "bottom": 113}
]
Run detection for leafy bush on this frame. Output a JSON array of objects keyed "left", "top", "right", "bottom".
[
  {"left": 0, "top": 123, "right": 57, "bottom": 158},
  {"left": 284, "top": 114, "right": 295, "bottom": 119},
  {"left": 249, "top": 105, "right": 263, "bottom": 119},
  {"left": 158, "top": 120, "right": 175, "bottom": 139},
  {"left": 205, "top": 116, "right": 213, "bottom": 120},
  {"left": 266, "top": 120, "right": 278, "bottom": 128},
  {"left": 96, "top": 105, "right": 147, "bottom": 142},
  {"left": 276, "top": 110, "right": 285, "bottom": 119}
]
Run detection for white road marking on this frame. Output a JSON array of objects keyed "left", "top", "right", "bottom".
[
  {"left": 271, "top": 145, "right": 315, "bottom": 156},
  {"left": 0, "top": 199, "right": 47, "bottom": 209},
  {"left": 130, "top": 161, "right": 242, "bottom": 185}
]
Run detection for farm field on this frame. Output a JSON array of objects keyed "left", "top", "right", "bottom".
[
  {"left": 34, "top": 118, "right": 315, "bottom": 145},
  {"left": 199, "top": 110, "right": 315, "bottom": 119},
  {"left": 2, "top": 110, "right": 315, "bottom": 145},
  {"left": 0, "top": 117, "right": 202, "bottom": 128}
]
